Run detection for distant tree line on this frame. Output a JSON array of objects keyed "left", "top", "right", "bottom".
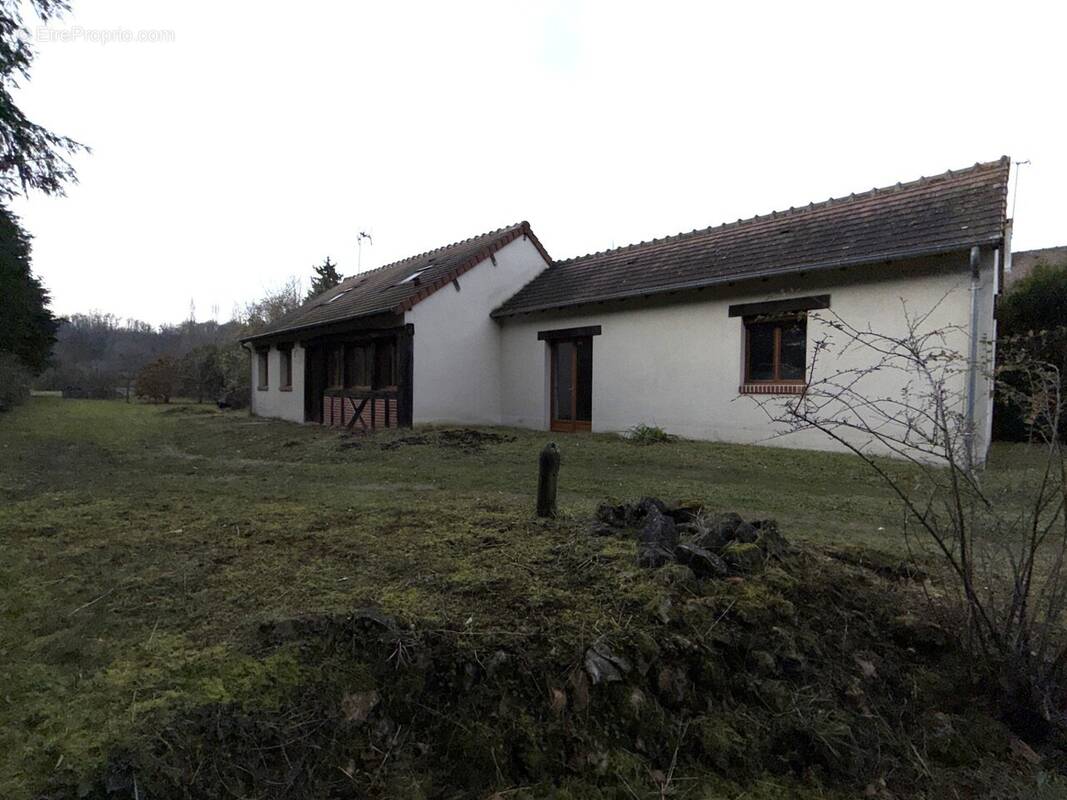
[
  {"left": 0, "top": 3, "right": 343, "bottom": 412},
  {"left": 37, "top": 312, "right": 240, "bottom": 402},
  {"left": 39, "top": 276, "right": 309, "bottom": 407}
]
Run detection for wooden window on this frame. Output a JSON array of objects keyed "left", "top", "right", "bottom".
[
  {"left": 257, "top": 349, "right": 269, "bottom": 390},
  {"left": 321, "top": 338, "right": 399, "bottom": 394},
  {"left": 344, "top": 344, "right": 371, "bottom": 389},
  {"left": 279, "top": 348, "right": 292, "bottom": 390},
  {"left": 373, "top": 339, "right": 397, "bottom": 389},
  {"left": 744, "top": 314, "right": 807, "bottom": 384},
  {"left": 327, "top": 345, "right": 344, "bottom": 389}
]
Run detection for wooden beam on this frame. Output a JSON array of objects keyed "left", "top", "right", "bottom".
[
  {"left": 397, "top": 324, "right": 414, "bottom": 428},
  {"left": 728, "top": 295, "right": 830, "bottom": 318},
  {"left": 345, "top": 397, "right": 369, "bottom": 430},
  {"left": 537, "top": 325, "right": 602, "bottom": 341},
  {"left": 246, "top": 313, "right": 406, "bottom": 347}
]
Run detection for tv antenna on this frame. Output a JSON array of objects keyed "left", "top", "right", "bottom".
[
  {"left": 357, "top": 231, "right": 373, "bottom": 271},
  {"left": 1011, "top": 159, "right": 1031, "bottom": 219}
]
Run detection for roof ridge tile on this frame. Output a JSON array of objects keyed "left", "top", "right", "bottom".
[
  {"left": 552, "top": 157, "right": 1008, "bottom": 266},
  {"left": 494, "top": 157, "right": 1010, "bottom": 317},
  {"left": 352, "top": 221, "right": 525, "bottom": 277},
  {"left": 246, "top": 221, "right": 544, "bottom": 341}
]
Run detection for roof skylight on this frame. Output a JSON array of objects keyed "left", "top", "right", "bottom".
[
  {"left": 325, "top": 288, "right": 351, "bottom": 304},
  {"left": 397, "top": 269, "right": 427, "bottom": 285}
]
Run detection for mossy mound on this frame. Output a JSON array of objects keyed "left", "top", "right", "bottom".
[{"left": 45, "top": 526, "right": 1063, "bottom": 800}]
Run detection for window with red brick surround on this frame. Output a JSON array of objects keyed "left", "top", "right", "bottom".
[{"left": 740, "top": 314, "right": 807, "bottom": 395}]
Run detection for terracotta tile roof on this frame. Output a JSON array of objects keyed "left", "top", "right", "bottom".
[
  {"left": 246, "top": 221, "right": 550, "bottom": 341},
  {"left": 492, "top": 158, "right": 1011, "bottom": 318}
]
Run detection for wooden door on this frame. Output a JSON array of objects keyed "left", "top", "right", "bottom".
[{"left": 550, "top": 337, "right": 592, "bottom": 432}]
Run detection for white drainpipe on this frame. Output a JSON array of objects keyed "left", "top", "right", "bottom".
[{"left": 964, "top": 245, "right": 982, "bottom": 471}]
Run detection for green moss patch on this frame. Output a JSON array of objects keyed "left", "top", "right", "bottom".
[{"left": 1, "top": 398, "right": 1062, "bottom": 798}]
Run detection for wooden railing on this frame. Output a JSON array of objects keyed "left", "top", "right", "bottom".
[{"left": 323, "top": 389, "right": 400, "bottom": 431}]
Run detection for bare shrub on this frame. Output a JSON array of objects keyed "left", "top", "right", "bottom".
[{"left": 757, "top": 304, "right": 1067, "bottom": 730}]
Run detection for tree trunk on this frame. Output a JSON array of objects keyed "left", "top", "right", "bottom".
[{"left": 537, "top": 442, "right": 560, "bottom": 518}]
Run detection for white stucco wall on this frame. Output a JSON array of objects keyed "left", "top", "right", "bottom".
[
  {"left": 406, "top": 235, "right": 551, "bottom": 424},
  {"left": 497, "top": 251, "right": 1001, "bottom": 462},
  {"left": 250, "top": 344, "right": 305, "bottom": 423}
]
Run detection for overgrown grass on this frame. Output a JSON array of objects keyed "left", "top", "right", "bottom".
[{"left": 0, "top": 398, "right": 1055, "bottom": 797}]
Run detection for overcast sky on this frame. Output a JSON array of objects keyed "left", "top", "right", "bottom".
[{"left": 11, "top": 0, "right": 1065, "bottom": 326}]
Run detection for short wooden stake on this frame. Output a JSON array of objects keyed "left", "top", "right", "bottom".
[{"left": 537, "top": 442, "right": 560, "bottom": 518}]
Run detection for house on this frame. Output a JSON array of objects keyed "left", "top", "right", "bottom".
[
  {"left": 243, "top": 157, "right": 1011, "bottom": 463},
  {"left": 1005, "top": 245, "right": 1067, "bottom": 287}
]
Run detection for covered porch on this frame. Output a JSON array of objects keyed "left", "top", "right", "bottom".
[{"left": 297, "top": 314, "right": 414, "bottom": 431}]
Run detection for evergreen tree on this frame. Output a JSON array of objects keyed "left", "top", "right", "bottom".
[
  {"left": 993, "top": 260, "right": 1067, "bottom": 442},
  {"left": 998, "top": 261, "right": 1067, "bottom": 336},
  {"left": 307, "top": 257, "right": 342, "bottom": 299},
  {"left": 1, "top": 1, "right": 85, "bottom": 199},
  {"left": 0, "top": 0, "right": 82, "bottom": 404},
  {"left": 0, "top": 204, "right": 58, "bottom": 372}
]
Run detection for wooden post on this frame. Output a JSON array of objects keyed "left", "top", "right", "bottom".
[
  {"left": 397, "top": 324, "right": 414, "bottom": 428},
  {"left": 537, "top": 442, "right": 560, "bottom": 518}
]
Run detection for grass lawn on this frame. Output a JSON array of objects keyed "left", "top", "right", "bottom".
[{"left": 0, "top": 397, "right": 1052, "bottom": 797}]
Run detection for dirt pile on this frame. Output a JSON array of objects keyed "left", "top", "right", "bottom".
[
  {"left": 337, "top": 428, "right": 516, "bottom": 454},
  {"left": 51, "top": 505, "right": 1062, "bottom": 799},
  {"left": 593, "top": 497, "right": 792, "bottom": 579}
]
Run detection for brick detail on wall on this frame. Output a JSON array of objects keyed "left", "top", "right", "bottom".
[
  {"left": 322, "top": 395, "right": 400, "bottom": 430},
  {"left": 738, "top": 383, "right": 807, "bottom": 396}
]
